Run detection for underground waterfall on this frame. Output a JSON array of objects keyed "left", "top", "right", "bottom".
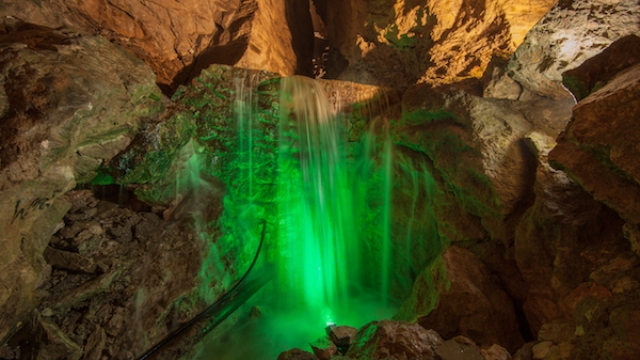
[{"left": 160, "top": 75, "right": 443, "bottom": 359}]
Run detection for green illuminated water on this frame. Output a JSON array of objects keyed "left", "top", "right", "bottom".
[
  {"left": 191, "top": 74, "right": 440, "bottom": 359},
  {"left": 276, "top": 77, "right": 359, "bottom": 315}
]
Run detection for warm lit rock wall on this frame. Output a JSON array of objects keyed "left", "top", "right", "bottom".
[
  {"left": 509, "top": 0, "right": 640, "bottom": 99},
  {"left": 0, "top": 20, "right": 161, "bottom": 344},
  {"left": 0, "top": 0, "right": 313, "bottom": 92},
  {"left": 550, "top": 38, "right": 640, "bottom": 225},
  {"left": 318, "top": 0, "right": 556, "bottom": 88}
]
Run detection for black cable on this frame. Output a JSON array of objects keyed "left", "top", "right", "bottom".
[{"left": 137, "top": 220, "right": 268, "bottom": 360}]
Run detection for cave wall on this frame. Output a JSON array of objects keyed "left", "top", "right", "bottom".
[
  {"left": 1, "top": 0, "right": 640, "bottom": 358},
  {"left": 0, "top": 0, "right": 313, "bottom": 93},
  {"left": 0, "top": 19, "right": 162, "bottom": 345},
  {"left": 314, "top": 0, "right": 557, "bottom": 88},
  {"left": 391, "top": 1, "right": 640, "bottom": 357}
]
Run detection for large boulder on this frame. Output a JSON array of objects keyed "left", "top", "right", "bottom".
[
  {"left": 511, "top": 35, "right": 640, "bottom": 359},
  {"left": 0, "top": 19, "right": 161, "bottom": 344},
  {"left": 315, "top": 0, "right": 556, "bottom": 88},
  {"left": 508, "top": 0, "right": 640, "bottom": 99},
  {"left": 394, "top": 82, "right": 573, "bottom": 244},
  {"left": 397, "top": 246, "right": 524, "bottom": 352},
  {"left": 549, "top": 41, "right": 640, "bottom": 225},
  {"left": 345, "top": 320, "right": 443, "bottom": 360},
  {"left": 0, "top": 0, "right": 314, "bottom": 92}
]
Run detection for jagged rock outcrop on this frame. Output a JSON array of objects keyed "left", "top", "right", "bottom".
[
  {"left": 549, "top": 44, "right": 640, "bottom": 225},
  {"left": 394, "top": 80, "right": 573, "bottom": 245},
  {"left": 515, "top": 131, "right": 629, "bottom": 337},
  {"left": 4, "top": 190, "right": 212, "bottom": 359},
  {"left": 397, "top": 246, "right": 523, "bottom": 352},
  {"left": 346, "top": 320, "right": 443, "bottom": 359},
  {"left": 0, "top": 19, "right": 161, "bottom": 344},
  {"left": 0, "top": 0, "right": 314, "bottom": 92},
  {"left": 279, "top": 320, "right": 515, "bottom": 360},
  {"left": 508, "top": 0, "right": 640, "bottom": 99},
  {"left": 315, "top": 0, "right": 556, "bottom": 88}
]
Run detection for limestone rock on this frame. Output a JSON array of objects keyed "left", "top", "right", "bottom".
[
  {"left": 435, "top": 336, "right": 483, "bottom": 360},
  {"left": 562, "top": 35, "right": 640, "bottom": 102},
  {"left": 277, "top": 348, "right": 319, "bottom": 360},
  {"left": 318, "top": 0, "right": 555, "bottom": 88},
  {"left": 310, "top": 337, "right": 337, "bottom": 360},
  {"left": 483, "top": 56, "right": 523, "bottom": 100},
  {"left": 509, "top": 0, "right": 640, "bottom": 99},
  {"left": 43, "top": 247, "right": 97, "bottom": 274},
  {"left": 513, "top": 342, "right": 534, "bottom": 360},
  {"left": 345, "top": 319, "right": 440, "bottom": 359},
  {"left": 0, "top": 19, "right": 160, "bottom": 344},
  {"left": 10, "top": 190, "right": 213, "bottom": 359},
  {"left": 531, "top": 341, "right": 554, "bottom": 360},
  {"left": 481, "top": 344, "right": 512, "bottom": 360},
  {"left": 1, "top": 0, "right": 313, "bottom": 92},
  {"left": 395, "top": 84, "right": 549, "bottom": 243},
  {"left": 549, "top": 54, "right": 640, "bottom": 224},
  {"left": 328, "top": 326, "right": 357, "bottom": 348},
  {"left": 35, "top": 314, "right": 84, "bottom": 360},
  {"left": 413, "top": 246, "right": 524, "bottom": 352}
]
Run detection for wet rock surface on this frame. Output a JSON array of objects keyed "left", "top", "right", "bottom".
[
  {"left": 2, "top": 189, "right": 210, "bottom": 359},
  {"left": 346, "top": 320, "right": 441, "bottom": 359},
  {"left": 278, "top": 319, "right": 522, "bottom": 360}
]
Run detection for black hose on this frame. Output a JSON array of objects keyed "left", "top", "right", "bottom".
[{"left": 137, "top": 220, "right": 268, "bottom": 360}]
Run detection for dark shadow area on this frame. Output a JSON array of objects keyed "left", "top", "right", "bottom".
[
  {"left": 0, "top": 19, "right": 71, "bottom": 50},
  {"left": 562, "top": 34, "right": 640, "bottom": 101},
  {"left": 166, "top": 37, "right": 250, "bottom": 95},
  {"left": 285, "top": 0, "right": 314, "bottom": 78}
]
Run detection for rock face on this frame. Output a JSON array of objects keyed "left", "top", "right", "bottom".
[
  {"left": 279, "top": 320, "right": 517, "bottom": 360},
  {"left": 508, "top": 0, "right": 640, "bottom": 99},
  {"left": 3, "top": 189, "right": 211, "bottom": 359},
  {"left": 394, "top": 80, "right": 573, "bottom": 245},
  {"left": 550, "top": 51, "right": 640, "bottom": 224},
  {"left": 0, "top": 20, "right": 161, "bottom": 344},
  {"left": 1, "top": 0, "right": 314, "bottom": 92},
  {"left": 525, "top": 35, "right": 640, "bottom": 359},
  {"left": 398, "top": 246, "right": 523, "bottom": 352},
  {"left": 346, "top": 320, "right": 443, "bottom": 359},
  {"left": 390, "top": 25, "right": 640, "bottom": 360},
  {"left": 315, "top": 0, "right": 556, "bottom": 88}
]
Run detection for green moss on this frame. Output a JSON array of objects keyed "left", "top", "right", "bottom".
[
  {"left": 91, "top": 166, "right": 115, "bottom": 185},
  {"left": 562, "top": 74, "right": 591, "bottom": 101},
  {"left": 394, "top": 253, "right": 449, "bottom": 321},
  {"left": 402, "top": 108, "right": 456, "bottom": 125}
]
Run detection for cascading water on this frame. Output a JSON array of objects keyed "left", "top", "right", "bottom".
[
  {"left": 276, "top": 77, "right": 363, "bottom": 316},
  {"left": 192, "top": 74, "right": 439, "bottom": 359}
]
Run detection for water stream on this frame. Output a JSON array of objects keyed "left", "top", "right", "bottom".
[{"left": 190, "top": 75, "right": 437, "bottom": 359}]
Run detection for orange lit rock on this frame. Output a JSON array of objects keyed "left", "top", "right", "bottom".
[
  {"left": 1, "top": 0, "right": 313, "bottom": 92},
  {"left": 509, "top": 0, "right": 640, "bottom": 99},
  {"left": 549, "top": 53, "right": 640, "bottom": 224},
  {"left": 318, "top": 0, "right": 556, "bottom": 88}
]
